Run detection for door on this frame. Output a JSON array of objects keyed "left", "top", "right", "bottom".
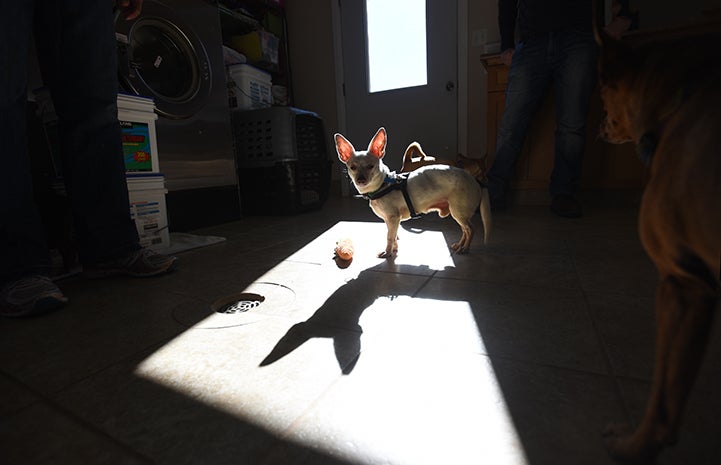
[{"left": 339, "top": 0, "right": 458, "bottom": 171}]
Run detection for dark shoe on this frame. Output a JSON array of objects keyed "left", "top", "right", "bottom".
[
  {"left": 83, "top": 248, "right": 177, "bottom": 278},
  {"left": 0, "top": 275, "right": 68, "bottom": 318},
  {"left": 550, "top": 194, "right": 583, "bottom": 218}
]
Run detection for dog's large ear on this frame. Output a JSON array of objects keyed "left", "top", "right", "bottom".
[
  {"left": 597, "top": 31, "right": 635, "bottom": 86},
  {"left": 367, "top": 127, "right": 387, "bottom": 160},
  {"left": 593, "top": 0, "right": 633, "bottom": 85},
  {"left": 335, "top": 133, "right": 356, "bottom": 163}
]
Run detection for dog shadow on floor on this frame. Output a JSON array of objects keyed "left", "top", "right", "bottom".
[{"left": 259, "top": 263, "right": 436, "bottom": 374}]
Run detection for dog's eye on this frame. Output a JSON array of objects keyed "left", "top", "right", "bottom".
[
  {"left": 349, "top": 165, "right": 357, "bottom": 171},
  {"left": 366, "top": 163, "right": 375, "bottom": 170}
]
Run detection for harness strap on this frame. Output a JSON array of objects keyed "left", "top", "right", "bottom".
[{"left": 363, "top": 172, "right": 422, "bottom": 219}]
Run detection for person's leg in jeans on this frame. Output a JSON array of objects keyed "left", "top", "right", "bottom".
[
  {"left": 33, "top": 1, "right": 141, "bottom": 265},
  {"left": 2, "top": 2, "right": 176, "bottom": 317},
  {"left": 487, "top": 38, "right": 553, "bottom": 208},
  {"left": 0, "top": 0, "right": 70, "bottom": 317},
  {"left": 549, "top": 31, "right": 599, "bottom": 214},
  {"left": 0, "top": 1, "right": 53, "bottom": 282}
]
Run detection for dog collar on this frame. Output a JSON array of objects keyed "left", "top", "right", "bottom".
[{"left": 637, "top": 132, "right": 658, "bottom": 165}]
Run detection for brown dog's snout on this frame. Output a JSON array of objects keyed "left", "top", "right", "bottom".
[{"left": 599, "top": 116, "right": 632, "bottom": 144}]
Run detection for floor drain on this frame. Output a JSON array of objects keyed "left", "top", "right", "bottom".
[{"left": 213, "top": 293, "right": 265, "bottom": 314}]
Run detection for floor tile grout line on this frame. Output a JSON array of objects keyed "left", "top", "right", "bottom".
[
  {"left": 0, "top": 369, "right": 45, "bottom": 416},
  {"left": 569, "top": 240, "right": 636, "bottom": 425},
  {"left": 418, "top": 273, "right": 585, "bottom": 293},
  {"left": 0, "top": 369, "right": 155, "bottom": 464},
  {"left": 412, "top": 272, "right": 438, "bottom": 298},
  {"left": 48, "top": 338, "right": 172, "bottom": 399},
  {"left": 483, "top": 351, "right": 619, "bottom": 379},
  {"left": 274, "top": 365, "right": 355, "bottom": 441}
]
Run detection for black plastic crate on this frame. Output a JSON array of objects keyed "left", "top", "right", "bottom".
[
  {"left": 231, "top": 107, "right": 328, "bottom": 168},
  {"left": 238, "top": 160, "right": 332, "bottom": 215}
]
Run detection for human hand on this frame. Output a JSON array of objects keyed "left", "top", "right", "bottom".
[
  {"left": 604, "top": 16, "right": 632, "bottom": 40},
  {"left": 500, "top": 48, "right": 514, "bottom": 67},
  {"left": 116, "top": 0, "right": 144, "bottom": 20}
]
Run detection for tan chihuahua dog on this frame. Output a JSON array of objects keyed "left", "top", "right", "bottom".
[{"left": 335, "top": 127, "right": 491, "bottom": 258}]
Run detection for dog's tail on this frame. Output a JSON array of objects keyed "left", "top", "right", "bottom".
[
  {"left": 403, "top": 142, "right": 426, "bottom": 161},
  {"left": 479, "top": 185, "right": 492, "bottom": 244}
]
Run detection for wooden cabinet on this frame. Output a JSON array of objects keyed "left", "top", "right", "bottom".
[{"left": 480, "top": 53, "right": 646, "bottom": 198}]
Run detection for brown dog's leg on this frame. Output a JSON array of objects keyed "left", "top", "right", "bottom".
[{"left": 604, "top": 274, "right": 716, "bottom": 464}]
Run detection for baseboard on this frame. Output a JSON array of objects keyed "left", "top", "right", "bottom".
[
  {"left": 166, "top": 185, "right": 241, "bottom": 232},
  {"left": 510, "top": 188, "right": 644, "bottom": 207}
]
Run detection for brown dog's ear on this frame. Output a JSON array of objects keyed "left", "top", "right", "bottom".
[
  {"left": 597, "top": 31, "right": 615, "bottom": 83},
  {"left": 335, "top": 133, "right": 356, "bottom": 163},
  {"left": 367, "top": 127, "right": 387, "bottom": 160},
  {"left": 597, "top": 31, "right": 635, "bottom": 85}
]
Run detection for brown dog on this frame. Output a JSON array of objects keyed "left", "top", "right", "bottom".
[
  {"left": 597, "top": 26, "right": 721, "bottom": 464},
  {"left": 400, "top": 141, "right": 487, "bottom": 183}
]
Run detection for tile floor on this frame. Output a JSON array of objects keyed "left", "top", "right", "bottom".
[{"left": 2, "top": 193, "right": 720, "bottom": 465}]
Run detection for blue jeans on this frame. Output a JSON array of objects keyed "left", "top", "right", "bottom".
[
  {"left": 487, "top": 30, "right": 599, "bottom": 202},
  {"left": 1, "top": 1, "right": 140, "bottom": 281}
]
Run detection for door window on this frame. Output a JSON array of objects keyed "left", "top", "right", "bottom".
[{"left": 366, "top": 0, "right": 427, "bottom": 93}]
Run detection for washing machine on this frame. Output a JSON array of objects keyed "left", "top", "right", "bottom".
[{"left": 116, "top": 0, "right": 239, "bottom": 230}]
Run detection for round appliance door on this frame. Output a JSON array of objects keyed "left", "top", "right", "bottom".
[{"left": 115, "top": 1, "right": 212, "bottom": 119}]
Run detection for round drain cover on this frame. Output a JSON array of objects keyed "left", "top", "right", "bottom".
[
  {"left": 214, "top": 293, "right": 265, "bottom": 314},
  {"left": 172, "top": 281, "right": 297, "bottom": 329}
]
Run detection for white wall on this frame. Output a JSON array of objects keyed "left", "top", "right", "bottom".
[
  {"left": 466, "top": 0, "right": 500, "bottom": 159},
  {"left": 285, "top": 0, "right": 341, "bottom": 173}
]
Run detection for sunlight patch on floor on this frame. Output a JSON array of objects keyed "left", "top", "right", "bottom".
[
  {"left": 285, "top": 220, "right": 457, "bottom": 271},
  {"left": 134, "top": 221, "right": 529, "bottom": 464}
]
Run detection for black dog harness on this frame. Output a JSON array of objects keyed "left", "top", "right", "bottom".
[{"left": 362, "top": 172, "right": 422, "bottom": 219}]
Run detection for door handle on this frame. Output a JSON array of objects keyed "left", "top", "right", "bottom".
[{"left": 446, "top": 80, "right": 455, "bottom": 91}]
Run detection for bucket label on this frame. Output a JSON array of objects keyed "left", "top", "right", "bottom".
[{"left": 121, "top": 120, "right": 153, "bottom": 171}]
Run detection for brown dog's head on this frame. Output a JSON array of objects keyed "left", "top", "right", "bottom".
[
  {"left": 597, "top": 32, "right": 639, "bottom": 144},
  {"left": 456, "top": 153, "right": 486, "bottom": 181}
]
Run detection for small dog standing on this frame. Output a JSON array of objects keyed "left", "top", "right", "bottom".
[
  {"left": 335, "top": 127, "right": 491, "bottom": 258},
  {"left": 597, "top": 26, "right": 721, "bottom": 464}
]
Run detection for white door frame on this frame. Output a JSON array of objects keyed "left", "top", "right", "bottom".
[
  {"left": 457, "top": 0, "right": 469, "bottom": 157},
  {"left": 331, "top": 0, "right": 468, "bottom": 195}
]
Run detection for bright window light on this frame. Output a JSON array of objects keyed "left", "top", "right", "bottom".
[{"left": 366, "top": 0, "right": 428, "bottom": 93}]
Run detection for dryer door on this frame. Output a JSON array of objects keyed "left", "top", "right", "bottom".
[{"left": 116, "top": 1, "right": 212, "bottom": 119}]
